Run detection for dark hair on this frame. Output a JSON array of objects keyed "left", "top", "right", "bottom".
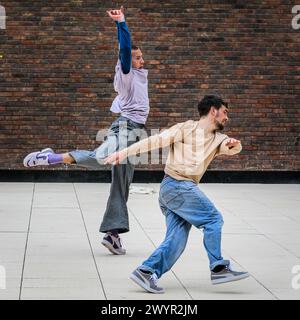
[
  {"left": 131, "top": 45, "right": 140, "bottom": 51},
  {"left": 197, "top": 95, "right": 228, "bottom": 117}
]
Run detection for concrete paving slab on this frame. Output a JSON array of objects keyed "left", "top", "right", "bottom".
[
  {"left": 0, "top": 182, "right": 299, "bottom": 300},
  {"left": 0, "top": 183, "right": 33, "bottom": 232},
  {"left": 33, "top": 183, "right": 79, "bottom": 208}
]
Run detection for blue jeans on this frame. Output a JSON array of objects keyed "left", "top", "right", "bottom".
[{"left": 140, "top": 176, "right": 229, "bottom": 278}]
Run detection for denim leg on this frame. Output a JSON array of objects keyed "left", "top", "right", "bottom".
[
  {"left": 68, "top": 149, "right": 100, "bottom": 169},
  {"left": 202, "top": 213, "right": 227, "bottom": 270},
  {"left": 155, "top": 177, "right": 228, "bottom": 272},
  {"left": 187, "top": 188, "right": 227, "bottom": 270},
  {"left": 69, "top": 135, "right": 118, "bottom": 169},
  {"left": 68, "top": 134, "right": 133, "bottom": 233},
  {"left": 69, "top": 116, "right": 145, "bottom": 234},
  {"left": 140, "top": 206, "right": 192, "bottom": 278},
  {"left": 99, "top": 117, "right": 145, "bottom": 234}
]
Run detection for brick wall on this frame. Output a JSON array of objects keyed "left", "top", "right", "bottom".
[{"left": 0, "top": 0, "right": 299, "bottom": 171}]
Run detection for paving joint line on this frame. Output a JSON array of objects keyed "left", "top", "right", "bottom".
[
  {"left": 18, "top": 183, "right": 35, "bottom": 300},
  {"left": 73, "top": 183, "right": 107, "bottom": 300},
  {"left": 228, "top": 255, "right": 280, "bottom": 300}
]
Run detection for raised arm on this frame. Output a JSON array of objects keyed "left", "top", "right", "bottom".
[{"left": 107, "top": 6, "right": 131, "bottom": 74}]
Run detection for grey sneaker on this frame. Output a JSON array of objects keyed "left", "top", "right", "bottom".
[
  {"left": 211, "top": 265, "right": 249, "bottom": 285},
  {"left": 101, "top": 233, "right": 126, "bottom": 255},
  {"left": 130, "top": 268, "right": 164, "bottom": 294},
  {"left": 23, "top": 148, "right": 54, "bottom": 167}
]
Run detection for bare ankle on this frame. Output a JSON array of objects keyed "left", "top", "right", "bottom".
[{"left": 62, "top": 153, "right": 75, "bottom": 164}]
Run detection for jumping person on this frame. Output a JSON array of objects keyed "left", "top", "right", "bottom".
[
  {"left": 104, "top": 95, "right": 250, "bottom": 293},
  {"left": 23, "top": 7, "right": 149, "bottom": 255}
]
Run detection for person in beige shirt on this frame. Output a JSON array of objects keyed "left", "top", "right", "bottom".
[{"left": 105, "top": 95, "right": 249, "bottom": 293}]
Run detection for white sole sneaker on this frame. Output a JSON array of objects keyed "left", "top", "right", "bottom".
[
  {"left": 101, "top": 239, "right": 126, "bottom": 255},
  {"left": 129, "top": 272, "right": 164, "bottom": 294},
  {"left": 212, "top": 272, "right": 250, "bottom": 285},
  {"left": 23, "top": 148, "right": 54, "bottom": 167}
]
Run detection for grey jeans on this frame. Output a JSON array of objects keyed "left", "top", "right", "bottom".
[{"left": 69, "top": 116, "right": 146, "bottom": 234}]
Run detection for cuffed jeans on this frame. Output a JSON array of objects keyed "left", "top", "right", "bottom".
[
  {"left": 139, "top": 175, "right": 229, "bottom": 278},
  {"left": 69, "top": 116, "right": 145, "bottom": 234}
]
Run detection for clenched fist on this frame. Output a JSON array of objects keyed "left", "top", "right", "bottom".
[
  {"left": 107, "top": 6, "right": 125, "bottom": 23},
  {"left": 225, "top": 138, "right": 241, "bottom": 149}
]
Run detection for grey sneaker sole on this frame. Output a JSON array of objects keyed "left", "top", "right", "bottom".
[
  {"left": 129, "top": 273, "right": 165, "bottom": 294},
  {"left": 23, "top": 148, "right": 54, "bottom": 167},
  {"left": 212, "top": 272, "right": 250, "bottom": 285},
  {"left": 101, "top": 239, "right": 126, "bottom": 255}
]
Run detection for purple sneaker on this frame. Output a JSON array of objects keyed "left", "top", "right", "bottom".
[
  {"left": 101, "top": 232, "right": 126, "bottom": 255},
  {"left": 23, "top": 148, "right": 54, "bottom": 167}
]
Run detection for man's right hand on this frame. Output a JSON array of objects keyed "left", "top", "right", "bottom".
[
  {"left": 104, "top": 149, "right": 128, "bottom": 165},
  {"left": 107, "top": 6, "right": 125, "bottom": 23}
]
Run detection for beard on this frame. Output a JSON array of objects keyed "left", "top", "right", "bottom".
[{"left": 215, "top": 120, "right": 224, "bottom": 131}]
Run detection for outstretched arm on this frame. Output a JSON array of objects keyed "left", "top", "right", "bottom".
[
  {"left": 104, "top": 123, "right": 186, "bottom": 165},
  {"left": 107, "top": 6, "right": 131, "bottom": 74}
]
